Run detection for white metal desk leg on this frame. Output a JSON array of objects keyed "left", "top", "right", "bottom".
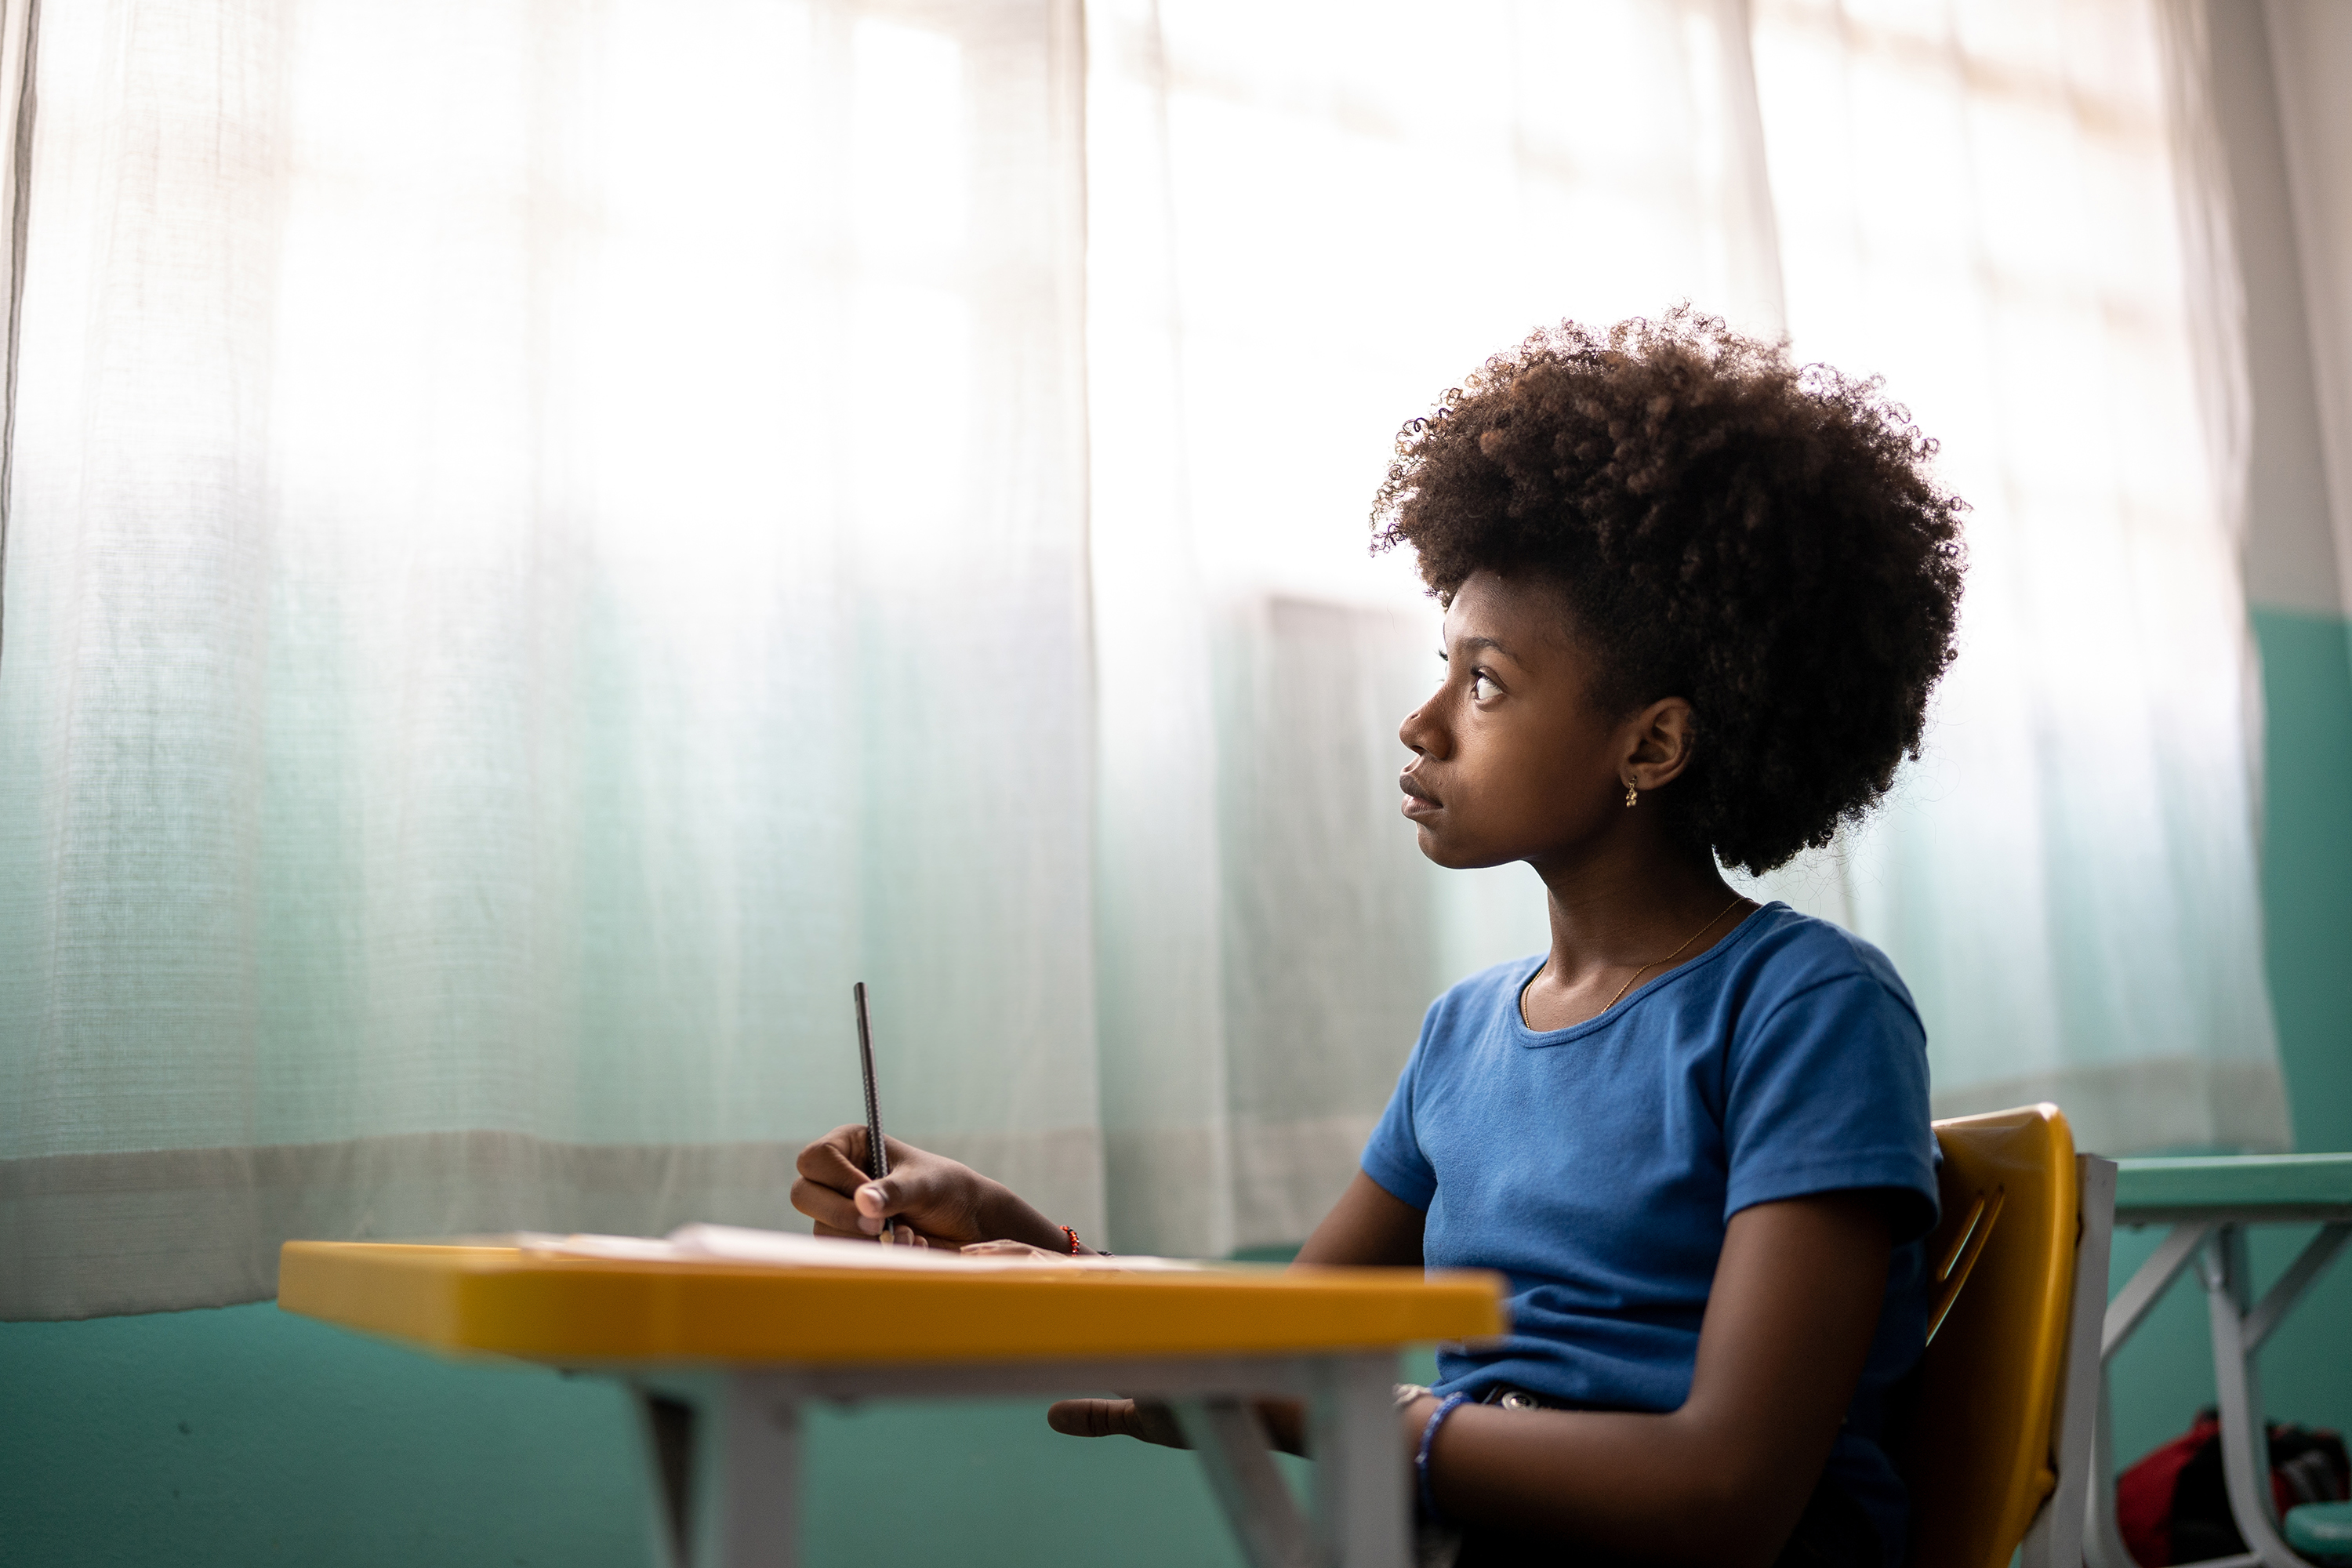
[
  {"left": 633, "top": 1385, "right": 700, "bottom": 1568},
  {"left": 710, "top": 1374, "right": 802, "bottom": 1568},
  {"left": 1173, "top": 1396, "right": 1314, "bottom": 1568},
  {"left": 2085, "top": 1381, "right": 2147, "bottom": 1568},
  {"left": 2088, "top": 1217, "right": 2228, "bottom": 1568},
  {"left": 1306, "top": 1351, "right": 1407, "bottom": 1568},
  {"left": 2203, "top": 1228, "right": 2318, "bottom": 1568}
]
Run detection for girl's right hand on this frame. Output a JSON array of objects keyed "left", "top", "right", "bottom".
[{"left": 790, "top": 1126, "right": 1076, "bottom": 1252}]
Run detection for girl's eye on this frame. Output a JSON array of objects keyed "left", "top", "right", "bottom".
[{"left": 1470, "top": 671, "right": 1497, "bottom": 702}]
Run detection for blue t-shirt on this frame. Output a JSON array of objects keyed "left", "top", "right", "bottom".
[{"left": 1359, "top": 902, "right": 1936, "bottom": 1566}]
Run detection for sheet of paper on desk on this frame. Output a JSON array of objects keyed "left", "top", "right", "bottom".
[{"left": 511, "top": 1224, "right": 1205, "bottom": 1273}]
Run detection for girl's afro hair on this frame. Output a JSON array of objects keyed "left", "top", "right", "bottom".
[{"left": 1373, "top": 307, "right": 1965, "bottom": 873}]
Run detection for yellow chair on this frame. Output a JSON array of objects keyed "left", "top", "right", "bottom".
[{"left": 1904, "top": 1104, "right": 2117, "bottom": 1568}]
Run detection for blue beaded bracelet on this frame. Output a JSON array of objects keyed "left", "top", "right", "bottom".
[{"left": 1415, "top": 1392, "right": 1469, "bottom": 1523}]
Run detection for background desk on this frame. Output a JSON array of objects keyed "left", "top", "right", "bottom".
[
  {"left": 2088, "top": 1155, "right": 2352, "bottom": 1568},
  {"left": 278, "top": 1242, "right": 1506, "bottom": 1568}
]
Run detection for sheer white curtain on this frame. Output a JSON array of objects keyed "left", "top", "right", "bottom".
[{"left": 0, "top": 0, "right": 1099, "bottom": 1319}]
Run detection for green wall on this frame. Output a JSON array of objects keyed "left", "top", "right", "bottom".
[
  {"left": 0, "top": 1300, "right": 1318, "bottom": 1567},
  {"left": 2251, "top": 608, "right": 2352, "bottom": 1158},
  {"left": 3, "top": 609, "right": 2347, "bottom": 1564}
]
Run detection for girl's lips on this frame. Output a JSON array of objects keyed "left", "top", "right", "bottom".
[{"left": 1400, "top": 774, "right": 1441, "bottom": 818}]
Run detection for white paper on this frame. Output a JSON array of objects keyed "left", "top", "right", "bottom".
[{"left": 507, "top": 1222, "right": 1206, "bottom": 1273}]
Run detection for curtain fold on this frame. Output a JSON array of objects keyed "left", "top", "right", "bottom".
[
  {"left": 0, "top": 0, "right": 31, "bottom": 622},
  {"left": 0, "top": 0, "right": 2294, "bottom": 1319},
  {"left": 2259, "top": 0, "right": 2352, "bottom": 630}
]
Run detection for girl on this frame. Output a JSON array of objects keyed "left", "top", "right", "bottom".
[{"left": 793, "top": 310, "right": 1964, "bottom": 1568}]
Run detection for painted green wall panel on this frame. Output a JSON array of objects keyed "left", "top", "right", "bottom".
[
  {"left": 0, "top": 1305, "right": 650, "bottom": 1566},
  {"left": 0, "top": 1303, "right": 1257, "bottom": 1567},
  {"left": 2252, "top": 607, "right": 2352, "bottom": 1156}
]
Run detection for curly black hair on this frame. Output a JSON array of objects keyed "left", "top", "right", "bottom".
[{"left": 1372, "top": 307, "right": 1965, "bottom": 875}]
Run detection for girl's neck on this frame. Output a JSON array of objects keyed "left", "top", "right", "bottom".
[{"left": 1523, "top": 831, "right": 1750, "bottom": 1021}]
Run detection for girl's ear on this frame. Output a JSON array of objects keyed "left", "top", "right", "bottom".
[{"left": 1621, "top": 697, "right": 1698, "bottom": 791}]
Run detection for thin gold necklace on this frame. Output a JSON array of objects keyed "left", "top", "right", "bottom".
[{"left": 1521, "top": 894, "right": 1750, "bottom": 1027}]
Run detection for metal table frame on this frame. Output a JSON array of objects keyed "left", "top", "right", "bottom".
[
  {"left": 627, "top": 1351, "right": 1403, "bottom": 1568},
  {"left": 2084, "top": 1156, "right": 2352, "bottom": 1568}
]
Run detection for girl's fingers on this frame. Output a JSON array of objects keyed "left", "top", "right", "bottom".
[
  {"left": 1047, "top": 1399, "right": 1145, "bottom": 1439},
  {"left": 808, "top": 1220, "right": 932, "bottom": 1247},
  {"left": 1129, "top": 1398, "right": 1189, "bottom": 1449},
  {"left": 789, "top": 1177, "right": 863, "bottom": 1232},
  {"left": 960, "top": 1239, "right": 1063, "bottom": 1261},
  {"left": 853, "top": 1160, "right": 976, "bottom": 1239},
  {"left": 793, "top": 1128, "right": 985, "bottom": 1242},
  {"left": 903, "top": 1225, "right": 964, "bottom": 1248},
  {"left": 797, "top": 1127, "right": 877, "bottom": 1189},
  {"left": 797, "top": 1128, "right": 906, "bottom": 1235},
  {"left": 855, "top": 1160, "right": 941, "bottom": 1216}
]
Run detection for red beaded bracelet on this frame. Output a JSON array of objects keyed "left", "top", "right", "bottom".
[{"left": 1060, "top": 1225, "right": 1082, "bottom": 1254}]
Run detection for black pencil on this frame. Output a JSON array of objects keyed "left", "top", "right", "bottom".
[{"left": 852, "top": 982, "right": 893, "bottom": 1245}]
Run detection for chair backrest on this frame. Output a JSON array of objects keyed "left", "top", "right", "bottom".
[{"left": 1904, "top": 1104, "right": 2082, "bottom": 1568}]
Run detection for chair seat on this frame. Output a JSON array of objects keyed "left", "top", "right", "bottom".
[{"left": 2286, "top": 1501, "right": 2352, "bottom": 1561}]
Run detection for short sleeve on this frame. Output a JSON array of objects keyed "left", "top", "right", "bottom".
[
  {"left": 1360, "top": 1026, "right": 1438, "bottom": 1211},
  {"left": 1722, "top": 973, "right": 1938, "bottom": 1242}
]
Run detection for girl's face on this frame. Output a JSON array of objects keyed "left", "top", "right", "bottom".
[{"left": 1398, "top": 570, "right": 1671, "bottom": 871}]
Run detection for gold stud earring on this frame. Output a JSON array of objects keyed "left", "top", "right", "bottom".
[{"left": 1624, "top": 781, "right": 1639, "bottom": 808}]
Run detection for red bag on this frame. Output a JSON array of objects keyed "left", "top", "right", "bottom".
[{"left": 2116, "top": 1410, "right": 2350, "bottom": 1566}]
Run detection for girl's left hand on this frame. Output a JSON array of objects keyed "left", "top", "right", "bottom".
[
  {"left": 1047, "top": 1396, "right": 1311, "bottom": 1455},
  {"left": 1045, "top": 1397, "right": 1189, "bottom": 1447}
]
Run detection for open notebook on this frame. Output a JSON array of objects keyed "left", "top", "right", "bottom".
[{"left": 506, "top": 1223, "right": 1204, "bottom": 1273}]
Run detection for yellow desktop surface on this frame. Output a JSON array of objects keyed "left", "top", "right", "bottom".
[{"left": 278, "top": 1242, "right": 1508, "bottom": 1367}]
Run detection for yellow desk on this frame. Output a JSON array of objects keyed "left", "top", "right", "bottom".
[{"left": 278, "top": 1242, "right": 1508, "bottom": 1568}]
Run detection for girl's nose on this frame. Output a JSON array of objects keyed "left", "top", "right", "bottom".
[{"left": 1400, "top": 701, "right": 1446, "bottom": 759}]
